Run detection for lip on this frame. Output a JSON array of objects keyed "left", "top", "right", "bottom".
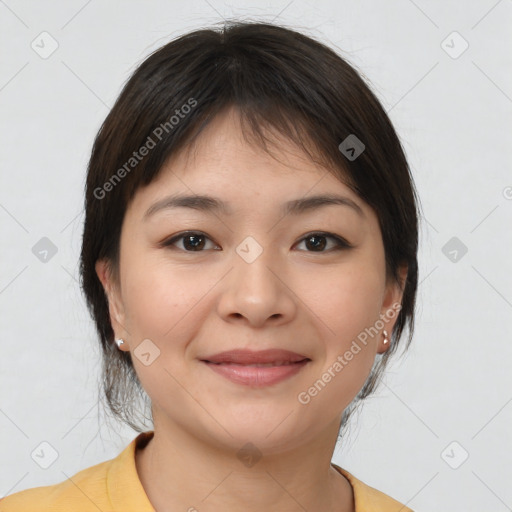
[
  {"left": 202, "top": 360, "right": 310, "bottom": 387},
  {"left": 200, "top": 349, "right": 311, "bottom": 387},
  {"left": 201, "top": 348, "right": 309, "bottom": 365}
]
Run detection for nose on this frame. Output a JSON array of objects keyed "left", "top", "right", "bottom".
[{"left": 216, "top": 243, "right": 297, "bottom": 328}]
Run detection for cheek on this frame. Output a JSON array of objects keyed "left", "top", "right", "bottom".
[
  {"left": 120, "top": 251, "right": 213, "bottom": 341},
  {"left": 314, "top": 258, "right": 385, "bottom": 341},
  {"left": 307, "top": 257, "right": 384, "bottom": 396},
  {"left": 118, "top": 255, "right": 207, "bottom": 395}
]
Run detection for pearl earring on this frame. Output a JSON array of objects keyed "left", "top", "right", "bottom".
[
  {"left": 383, "top": 330, "right": 389, "bottom": 345},
  {"left": 115, "top": 338, "right": 125, "bottom": 349}
]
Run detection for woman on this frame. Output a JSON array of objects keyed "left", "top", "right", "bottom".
[{"left": 1, "top": 20, "right": 418, "bottom": 511}]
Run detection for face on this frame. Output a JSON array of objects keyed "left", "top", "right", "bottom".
[{"left": 96, "top": 107, "right": 405, "bottom": 455}]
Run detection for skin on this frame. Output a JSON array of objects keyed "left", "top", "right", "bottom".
[{"left": 96, "top": 106, "right": 406, "bottom": 512}]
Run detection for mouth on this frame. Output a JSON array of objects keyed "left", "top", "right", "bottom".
[
  {"left": 200, "top": 349, "right": 311, "bottom": 387},
  {"left": 201, "top": 348, "right": 309, "bottom": 365},
  {"left": 205, "top": 360, "right": 308, "bottom": 367}
]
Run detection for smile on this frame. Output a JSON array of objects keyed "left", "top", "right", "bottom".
[{"left": 202, "top": 359, "right": 310, "bottom": 387}]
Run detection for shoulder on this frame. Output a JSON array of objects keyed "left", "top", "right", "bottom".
[
  {"left": 0, "top": 432, "right": 153, "bottom": 512},
  {"left": 333, "top": 464, "right": 414, "bottom": 512},
  {"left": 0, "top": 456, "right": 115, "bottom": 512}
]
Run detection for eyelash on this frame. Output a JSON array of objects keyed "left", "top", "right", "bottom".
[{"left": 161, "top": 231, "right": 352, "bottom": 253}]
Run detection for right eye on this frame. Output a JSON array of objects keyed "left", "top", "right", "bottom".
[{"left": 161, "top": 231, "right": 220, "bottom": 252}]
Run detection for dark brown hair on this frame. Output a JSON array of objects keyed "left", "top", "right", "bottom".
[{"left": 79, "top": 20, "right": 420, "bottom": 435}]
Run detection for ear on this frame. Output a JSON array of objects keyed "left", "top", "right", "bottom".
[
  {"left": 95, "top": 259, "right": 129, "bottom": 349},
  {"left": 377, "top": 265, "right": 408, "bottom": 354}
]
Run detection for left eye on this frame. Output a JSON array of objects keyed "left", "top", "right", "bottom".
[
  {"left": 162, "top": 231, "right": 351, "bottom": 253},
  {"left": 295, "top": 232, "right": 351, "bottom": 252}
]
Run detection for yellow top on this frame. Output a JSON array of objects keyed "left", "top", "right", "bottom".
[{"left": 1, "top": 431, "right": 412, "bottom": 511}]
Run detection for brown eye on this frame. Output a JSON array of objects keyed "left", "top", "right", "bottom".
[
  {"left": 162, "top": 231, "right": 351, "bottom": 253},
  {"left": 304, "top": 234, "right": 327, "bottom": 251},
  {"left": 162, "top": 232, "right": 219, "bottom": 252},
  {"left": 295, "top": 232, "right": 351, "bottom": 252}
]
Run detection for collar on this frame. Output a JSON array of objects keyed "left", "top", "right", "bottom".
[{"left": 106, "top": 430, "right": 155, "bottom": 511}]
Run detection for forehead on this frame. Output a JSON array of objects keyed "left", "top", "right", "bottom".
[
  {"left": 126, "top": 107, "right": 371, "bottom": 222},
  {"left": 155, "top": 109, "right": 351, "bottom": 189}
]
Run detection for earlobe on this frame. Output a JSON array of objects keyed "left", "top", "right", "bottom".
[{"left": 378, "top": 266, "right": 408, "bottom": 354}]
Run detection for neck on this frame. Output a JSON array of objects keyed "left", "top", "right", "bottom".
[{"left": 135, "top": 418, "right": 354, "bottom": 512}]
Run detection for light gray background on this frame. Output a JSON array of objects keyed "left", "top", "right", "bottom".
[{"left": 1, "top": 1, "right": 511, "bottom": 511}]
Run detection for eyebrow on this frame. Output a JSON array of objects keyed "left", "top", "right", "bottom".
[{"left": 143, "top": 193, "right": 364, "bottom": 220}]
